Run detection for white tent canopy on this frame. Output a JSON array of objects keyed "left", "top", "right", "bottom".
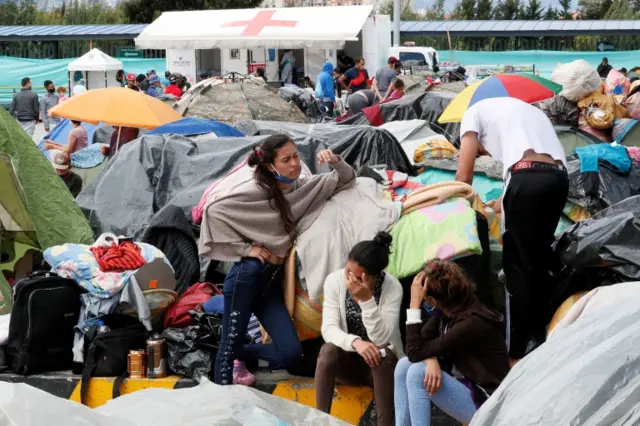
[
  {"left": 135, "top": 5, "right": 374, "bottom": 50},
  {"left": 68, "top": 48, "right": 123, "bottom": 72}
]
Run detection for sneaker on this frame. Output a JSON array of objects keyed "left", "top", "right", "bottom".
[{"left": 233, "top": 360, "right": 256, "bottom": 386}]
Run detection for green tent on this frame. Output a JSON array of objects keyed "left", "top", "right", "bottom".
[{"left": 0, "top": 108, "right": 94, "bottom": 312}]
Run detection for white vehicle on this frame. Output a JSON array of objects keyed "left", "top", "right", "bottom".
[{"left": 388, "top": 45, "right": 440, "bottom": 73}]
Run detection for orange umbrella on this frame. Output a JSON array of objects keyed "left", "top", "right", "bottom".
[{"left": 49, "top": 87, "right": 181, "bottom": 130}]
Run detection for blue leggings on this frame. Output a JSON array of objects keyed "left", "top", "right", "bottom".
[
  {"left": 394, "top": 357, "right": 477, "bottom": 426},
  {"left": 213, "top": 258, "right": 302, "bottom": 385}
]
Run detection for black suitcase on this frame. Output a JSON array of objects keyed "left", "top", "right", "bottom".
[{"left": 7, "top": 271, "right": 82, "bottom": 375}]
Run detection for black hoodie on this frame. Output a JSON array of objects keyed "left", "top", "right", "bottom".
[{"left": 405, "top": 295, "right": 510, "bottom": 403}]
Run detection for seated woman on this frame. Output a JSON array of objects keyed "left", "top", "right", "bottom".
[
  {"left": 395, "top": 260, "right": 510, "bottom": 426},
  {"left": 199, "top": 134, "right": 356, "bottom": 386},
  {"left": 44, "top": 120, "right": 88, "bottom": 155},
  {"left": 315, "top": 232, "right": 403, "bottom": 426}
]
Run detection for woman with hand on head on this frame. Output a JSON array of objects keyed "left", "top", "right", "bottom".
[
  {"left": 315, "top": 232, "right": 403, "bottom": 426},
  {"left": 394, "top": 259, "right": 510, "bottom": 426},
  {"left": 199, "top": 134, "right": 356, "bottom": 386}
]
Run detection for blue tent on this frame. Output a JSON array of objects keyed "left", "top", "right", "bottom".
[{"left": 148, "top": 117, "right": 245, "bottom": 137}]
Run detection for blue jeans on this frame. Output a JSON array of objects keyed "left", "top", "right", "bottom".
[
  {"left": 394, "top": 357, "right": 477, "bottom": 426},
  {"left": 214, "top": 258, "right": 302, "bottom": 385}
]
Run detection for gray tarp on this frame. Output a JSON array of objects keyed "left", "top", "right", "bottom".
[
  {"left": 471, "top": 295, "right": 640, "bottom": 426},
  {"left": 77, "top": 124, "right": 414, "bottom": 238}
]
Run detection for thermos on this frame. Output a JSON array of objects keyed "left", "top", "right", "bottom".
[
  {"left": 128, "top": 350, "right": 146, "bottom": 379},
  {"left": 146, "top": 336, "right": 167, "bottom": 379}
]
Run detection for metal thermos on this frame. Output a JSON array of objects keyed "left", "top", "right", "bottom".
[
  {"left": 146, "top": 336, "right": 167, "bottom": 379},
  {"left": 128, "top": 350, "right": 146, "bottom": 379}
]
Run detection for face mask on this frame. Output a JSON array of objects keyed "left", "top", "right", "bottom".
[
  {"left": 423, "top": 301, "right": 443, "bottom": 317},
  {"left": 271, "top": 165, "right": 297, "bottom": 185},
  {"left": 47, "top": 89, "right": 55, "bottom": 93}
]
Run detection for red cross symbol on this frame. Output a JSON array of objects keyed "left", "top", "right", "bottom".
[{"left": 222, "top": 10, "right": 297, "bottom": 36}]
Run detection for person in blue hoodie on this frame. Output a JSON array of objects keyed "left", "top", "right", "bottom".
[{"left": 315, "top": 62, "right": 336, "bottom": 116}]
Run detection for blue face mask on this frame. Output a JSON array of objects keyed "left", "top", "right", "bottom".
[
  {"left": 423, "top": 301, "right": 443, "bottom": 317},
  {"left": 272, "top": 165, "right": 297, "bottom": 185}
]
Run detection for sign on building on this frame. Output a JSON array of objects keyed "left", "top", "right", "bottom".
[{"left": 118, "top": 47, "right": 144, "bottom": 58}]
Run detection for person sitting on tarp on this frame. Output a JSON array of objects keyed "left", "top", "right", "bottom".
[
  {"left": 146, "top": 75, "right": 163, "bottom": 98},
  {"left": 315, "top": 232, "right": 402, "bottom": 426},
  {"left": 455, "top": 97, "right": 568, "bottom": 366},
  {"left": 50, "top": 150, "right": 82, "bottom": 198},
  {"left": 395, "top": 260, "right": 509, "bottom": 426},
  {"left": 198, "top": 134, "right": 356, "bottom": 386},
  {"left": 44, "top": 120, "right": 88, "bottom": 155},
  {"left": 315, "top": 61, "right": 336, "bottom": 116}
]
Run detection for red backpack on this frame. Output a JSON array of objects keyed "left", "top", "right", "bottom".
[{"left": 164, "top": 282, "right": 221, "bottom": 329}]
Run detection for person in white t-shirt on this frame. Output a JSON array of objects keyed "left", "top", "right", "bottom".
[{"left": 455, "top": 97, "right": 569, "bottom": 366}]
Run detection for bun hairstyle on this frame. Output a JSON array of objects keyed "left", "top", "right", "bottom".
[
  {"left": 424, "top": 259, "right": 474, "bottom": 308},
  {"left": 347, "top": 231, "right": 393, "bottom": 277},
  {"left": 247, "top": 134, "right": 297, "bottom": 243}
]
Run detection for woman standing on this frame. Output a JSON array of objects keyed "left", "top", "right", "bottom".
[
  {"left": 200, "top": 134, "right": 356, "bottom": 386},
  {"left": 394, "top": 260, "right": 509, "bottom": 426},
  {"left": 315, "top": 232, "right": 402, "bottom": 426}
]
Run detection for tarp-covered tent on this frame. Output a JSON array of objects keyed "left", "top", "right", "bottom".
[
  {"left": 134, "top": 6, "right": 373, "bottom": 50},
  {"left": 67, "top": 48, "right": 124, "bottom": 91},
  {"left": 77, "top": 125, "right": 414, "bottom": 238},
  {"left": 234, "top": 120, "right": 415, "bottom": 175}
]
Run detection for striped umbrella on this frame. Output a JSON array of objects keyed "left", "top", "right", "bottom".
[{"left": 438, "top": 73, "right": 562, "bottom": 123}]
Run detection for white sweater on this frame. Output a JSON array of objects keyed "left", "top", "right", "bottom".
[{"left": 321, "top": 269, "right": 405, "bottom": 357}]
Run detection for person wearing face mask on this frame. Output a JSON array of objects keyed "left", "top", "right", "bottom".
[
  {"left": 199, "top": 134, "right": 356, "bottom": 386},
  {"left": 394, "top": 260, "right": 509, "bottom": 426},
  {"left": 41, "top": 80, "right": 60, "bottom": 133}
]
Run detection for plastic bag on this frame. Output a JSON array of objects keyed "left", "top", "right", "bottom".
[
  {"left": 623, "top": 80, "right": 640, "bottom": 119},
  {"left": 161, "top": 311, "right": 222, "bottom": 380},
  {"left": 604, "top": 68, "right": 630, "bottom": 96},
  {"left": 578, "top": 92, "right": 615, "bottom": 129},
  {"left": 536, "top": 95, "right": 580, "bottom": 126},
  {"left": 552, "top": 60, "right": 601, "bottom": 102},
  {"left": 578, "top": 111, "right": 612, "bottom": 141},
  {"left": 164, "top": 282, "right": 220, "bottom": 329}
]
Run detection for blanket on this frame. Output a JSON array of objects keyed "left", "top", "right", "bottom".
[
  {"left": 388, "top": 197, "right": 482, "bottom": 279},
  {"left": 296, "top": 178, "right": 400, "bottom": 299},
  {"left": 43, "top": 242, "right": 172, "bottom": 298},
  {"left": 402, "top": 181, "right": 475, "bottom": 215}
]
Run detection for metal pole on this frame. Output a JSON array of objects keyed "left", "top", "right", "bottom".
[{"left": 393, "top": 0, "right": 401, "bottom": 47}]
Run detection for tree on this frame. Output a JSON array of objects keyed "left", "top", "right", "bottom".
[
  {"left": 558, "top": 0, "right": 572, "bottom": 18},
  {"left": 380, "top": 0, "right": 422, "bottom": 21},
  {"left": 578, "top": 0, "right": 613, "bottom": 19},
  {"left": 493, "top": 0, "right": 521, "bottom": 19},
  {"left": 544, "top": 6, "right": 559, "bottom": 18},
  {"left": 424, "top": 0, "right": 446, "bottom": 19},
  {"left": 122, "top": 0, "right": 264, "bottom": 24},
  {"left": 523, "top": 0, "right": 544, "bottom": 18},
  {"left": 452, "top": 0, "right": 476, "bottom": 19},
  {"left": 476, "top": 0, "right": 493, "bottom": 18}
]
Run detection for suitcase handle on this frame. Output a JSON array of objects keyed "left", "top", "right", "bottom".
[{"left": 29, "top": 271, "right": 58, "bottom": 278}]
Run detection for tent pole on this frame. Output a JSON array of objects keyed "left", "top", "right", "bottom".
[{"left": 115, "top": 126, "right": 122, "bottom": 153}]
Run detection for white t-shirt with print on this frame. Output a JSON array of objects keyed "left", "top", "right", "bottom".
[{"left": 460, "top": 97, "right": 567, "bottom": 179}]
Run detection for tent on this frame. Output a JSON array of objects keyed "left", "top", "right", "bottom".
[
  {"left": 0, "top": 107, "right": 94, "bottom": 260},
  {"left": 67, "top": 48, "right": 124, "bottom": 92}
]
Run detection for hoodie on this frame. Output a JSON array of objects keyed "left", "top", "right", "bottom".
[
  {"left": 315, "top": 62, "right": 336, "bottom": 102},
  {"left": 405, "top": 294, "right": 510, "bottom": 403}
]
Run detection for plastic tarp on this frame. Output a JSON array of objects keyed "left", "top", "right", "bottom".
[
  {"left": 470, "top": 295, "right": 640, "bottom": 426},
  {"left": 554, "top": 195, "right": 640, "bottom": 281},
  {"left": 535, "top": 95, "right": 580, "bottom": 127},
  {"left": 175, "top": 79, "right": 308, "bottom": 125},
  {"left": 0, "top": 379, "right": 348, "bottom": 425},
  {"left": 234, "top": 120, "right": 415, "bottom": 175},
  {"left": 566, "top": 155, "right": 640, "bottom": 212},
  {"left": 134, "top": 6, "right": 373, "bottom": 50},
  {"left": 77, "top": 126, "right": 413, "bottom": 238}
]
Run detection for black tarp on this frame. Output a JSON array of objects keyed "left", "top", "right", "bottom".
[
  {"left": 234, "top": 120, "right": 415, "bottom": 175},
  {"left": 77, "top": 124, "right": 414, "bottom": 238},
  {"left": 337, "top": 91, "right": 460, "bottom": 143}
]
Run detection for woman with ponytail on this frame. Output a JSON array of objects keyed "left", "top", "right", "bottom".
[
  {"left": 315, "top": 232, "right": 402, "bottom": 426},
  {"left": 199, "top": 134, "right": 355, "bottom": 386}
]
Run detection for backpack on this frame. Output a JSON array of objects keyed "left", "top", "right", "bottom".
[
  {"left": 164, "top": 282, "right": 221, "bottom": 329},
  {"left": 80, "top": 314, "right": 148, "bottom": 405},
  {"left": 7, "top": 271, "right": 81, "bottom": 375}
]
